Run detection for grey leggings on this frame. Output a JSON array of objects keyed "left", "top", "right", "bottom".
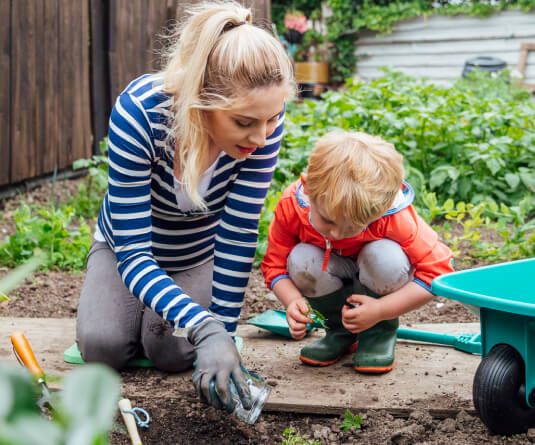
[
  {"left": 287, "top": 240, "right": 413, "bottom": 298},
  {"left": 76, "top": 241, "right": 213, "bottom": 372}
]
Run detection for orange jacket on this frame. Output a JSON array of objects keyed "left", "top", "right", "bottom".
[{"left": 261, "top": 180, "right": 454, "bottom": 292}]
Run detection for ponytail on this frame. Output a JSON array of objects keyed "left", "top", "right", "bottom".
[{"left": 161, "top": 1, "right": 294, "bottom": 209}]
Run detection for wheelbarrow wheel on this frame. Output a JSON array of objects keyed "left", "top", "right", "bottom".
[{"left": 473, "top": 344, "right": 535, "bottom": 435}]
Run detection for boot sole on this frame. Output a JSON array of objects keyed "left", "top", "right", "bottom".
[
  {"left": 299, "top": 341, "right": 359, "bottom": 367},
  {"left": 354, "top": 362, "right": 394, "bottom": 374}
]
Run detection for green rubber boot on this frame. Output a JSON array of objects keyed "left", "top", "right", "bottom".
[
  {"left": 299, "top": 283, "right": 358, "bottom": 367},
  {"left": 353, "top": 317, "right": 399, "bottom": 374}
]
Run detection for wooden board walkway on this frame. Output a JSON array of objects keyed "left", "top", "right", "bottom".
[{"left": 0, "top": 318, "right": 480, "bottom": 417}]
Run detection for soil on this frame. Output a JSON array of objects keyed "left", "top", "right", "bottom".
[{"left": 2, "top": 178, "right": 534, "bottom": 444}]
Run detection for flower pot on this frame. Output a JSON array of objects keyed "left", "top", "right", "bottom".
[{"left": 295, "top": 62, "right": 329, "bottom": 99}]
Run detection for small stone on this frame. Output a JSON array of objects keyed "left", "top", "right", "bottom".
[
  {"left": 527, "top": 428, "right": 535, "bottom": 440},
  {"left": 438, "top": 417, "right": 456, "bottom": 433},
  {"left": 455, "top": 409, "right": 473, "bottom": 424},
  {"left": 409, "top": 409, "right": 433, "bottom": 429},
  {"left": 391, "top": 424, "right": 425, "bottom": 445},
  {"left": 254, "top": 421, "right": 267, "bottom": 434}
]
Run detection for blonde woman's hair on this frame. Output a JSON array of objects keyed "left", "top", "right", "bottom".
[
  {"left": 306, "top": 131, "right": 405, "bottom": 231},
  {"left": 160, "top": 1, "right": 295, "bottom": 209}
]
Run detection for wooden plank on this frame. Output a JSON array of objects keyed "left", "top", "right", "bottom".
[
  {"left": 358, "top": 27, "right": 535, "bottom": 46},
  {"left": 0, "top": 318, "right": 480, "bottom": 416},
  {"left": 357, "top": 51, "right": 519, "bottom": 69},
  {"left": 11, "top": 0, "right": 38, "bottom": 183},
  {"left": 243, "top": 324, "right": 478, "bottom": 416},
  {"left": 71, "top": 0, "right": 92, "bottom": 162},
  {"left": 41, "top": 0, "right": 60, "bottom": 175},
  {"left": 518, "top": 42, "right": 535, "bottom": 75},
  {"left": 108, "top": 0, "right": 176, "bottom": 105},
  {"left": 357, "top": 66, "right": 470, "bottom": 80},
  {"left": 58, "top": 0, "right": 92, "bottom": 168},
  {"left": 89, "top": 0, "right": 111, "bottom": 155},
  {"left": 146, "top": 2, "right": 169, "bottom": 72},
  {"left": 356, "top": 38, "right": 528, "bottom": 58},
  {"left": 0, "top": 0, "right": 11, "bottom": 186},
  {"left": 382, "top": 10, "right": 535, "bottom": 33},
  {"left": 0, "top": 318, "right": 77, "bottom": 379}
]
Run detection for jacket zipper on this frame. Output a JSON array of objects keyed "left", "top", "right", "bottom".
[{"left": 322, "top": 237, "right": 332, "bottom": 272}]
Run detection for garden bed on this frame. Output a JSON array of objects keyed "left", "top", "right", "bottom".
[{"left": 1, "top": 181, "right": 534, "bottom": 444}]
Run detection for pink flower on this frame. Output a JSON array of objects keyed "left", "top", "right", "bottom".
[{"left": 284, "top": 12, "right": 308, "bottom": 34}]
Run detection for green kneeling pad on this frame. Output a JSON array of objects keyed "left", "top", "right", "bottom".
[
  {"left": 64, "top": 336, "right": 243, "bottom": 367},
  {"left": 63, "top": 343, "right": 153, "bottom": 367}
]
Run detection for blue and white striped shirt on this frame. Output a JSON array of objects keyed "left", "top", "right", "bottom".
[{"left": 96, "top": 73, "right": 285, "bottom": 335}]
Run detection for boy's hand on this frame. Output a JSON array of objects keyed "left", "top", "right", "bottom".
[
  {"left": 286, "top": 298, "right": 313, "bottom": 340},
  {"left": 341, "top": 294, "right": 383, "bottom": 333}
]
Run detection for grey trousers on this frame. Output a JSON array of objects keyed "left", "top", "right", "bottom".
[
  {"left": 287, "top": 240, "right": 413, "bottom": 298},
  {"left": 76, "top": 241, "right": 213, "bottom": 372}
]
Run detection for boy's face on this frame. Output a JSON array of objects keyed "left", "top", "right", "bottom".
[{"left": 309, "top": 201, "right": 363, "bottom": 241}]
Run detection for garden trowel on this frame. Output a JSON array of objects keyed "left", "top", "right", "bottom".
[{"left": 11, "top": 331, "right": 59, "bottom": 413}]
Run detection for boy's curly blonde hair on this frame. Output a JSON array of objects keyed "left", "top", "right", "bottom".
[{"left": 306, "top": 131, "right": 404, "bottom": 231}]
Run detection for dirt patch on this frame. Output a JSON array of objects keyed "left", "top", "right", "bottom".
[{"left": 1, "top": 178, "right": 531, "bottom": 444}]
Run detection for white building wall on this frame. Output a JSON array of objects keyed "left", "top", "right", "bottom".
[{"left": 355, "top": 9, "right": 535, "bottom": 85}]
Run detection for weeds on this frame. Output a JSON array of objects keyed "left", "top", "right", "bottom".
[
  {"left": 0, "top": 139, "right": 107, "bottom": 271},
  {"left": 339, "top": 409, "right": 362, "bottom": 432},
  {"left": 281, "top": 428, "right": 321, "bottom": 445}
]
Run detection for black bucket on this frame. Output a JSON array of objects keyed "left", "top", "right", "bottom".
[{"left": 462, "top": 56, "right": 506, "bottom": 78}]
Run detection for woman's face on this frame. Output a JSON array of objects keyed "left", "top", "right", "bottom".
[{"left": 204, "top": 85, "right": 287, "bottom": 159}]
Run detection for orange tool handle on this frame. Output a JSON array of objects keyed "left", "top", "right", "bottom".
[{"left": 11, "top": 331, "right": 44, "bottom": 379}]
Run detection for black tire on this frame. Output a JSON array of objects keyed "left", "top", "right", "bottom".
[{"left": 473, "top": 344, "right": 535, "bottom": 435}]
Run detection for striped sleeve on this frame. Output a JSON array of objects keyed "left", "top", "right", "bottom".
[
  {"left": 107, "top": 91, "right": 213, "bottom": 329},
  {"left": 209, "top": 111, "right": 285, "bottom": 335}
]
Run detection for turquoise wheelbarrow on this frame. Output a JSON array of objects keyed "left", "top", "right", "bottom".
[{"left": 432, "top": 257, "right": 535, "bottom": 435}]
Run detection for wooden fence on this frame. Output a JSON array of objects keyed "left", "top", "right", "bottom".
[{"left": 0, "top": 0, "right": 271, "bottom": 188}]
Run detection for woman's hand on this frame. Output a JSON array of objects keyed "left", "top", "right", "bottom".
[
  {"left": 286, "top": 297, "right": 312, "bottom": 340},
  {"left": 341, "top": 294, "right": 384, "bottom": 334},
  {"left": 189, "top": 319, "right": 251, "bottom": 412}
]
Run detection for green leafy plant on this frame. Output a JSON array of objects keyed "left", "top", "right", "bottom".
[
  {"left": 0, "top": 138, "right": 108, "bottom": 271},
  {"left": 417, "top": 192, "right": 535, "bottom": 264},
  {"left": 254, "top": 69, "right": 535, "bottom": 264},
  {"left": 70, "top": 137, "right": 109, "bottom": 218},
  {"left": 0, "top": 203, "right": 91, "bottom": 271},
  {"left": 305, "top": 303, "right": 328, "bottom": 329},
  {"left": 278, "top": 70, "right": 535, "bottom": 208},
  {"left": 339, "top": 409, "right": 362, "bottom": 432},
  {"left": 0, "top": 363, "right": 121, "bottom": 445},
  {"left": 281, "top": 428, "right": 321, "bottom": 445}
]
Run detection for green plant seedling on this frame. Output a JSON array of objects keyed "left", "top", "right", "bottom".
[
  {"left": 339, "top": 409, "right": 362, "bottom": 432},
  {"left": 281, "top": 428, "right": 321, "bottom": 445},
  {"left": 305, "top": 302, "right": 328, "bottom": 329}
]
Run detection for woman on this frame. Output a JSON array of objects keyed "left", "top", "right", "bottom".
[{"left": 76, "top": 1, "right": 295, "bottom": 411}]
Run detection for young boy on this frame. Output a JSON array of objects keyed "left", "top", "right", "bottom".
[{"left": 261, "top": 131, "right": 454, "bottom": 374}]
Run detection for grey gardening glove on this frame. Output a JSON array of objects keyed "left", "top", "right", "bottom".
[{"left": 189, "top": 318, "right": 252, "bottom": 412}]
